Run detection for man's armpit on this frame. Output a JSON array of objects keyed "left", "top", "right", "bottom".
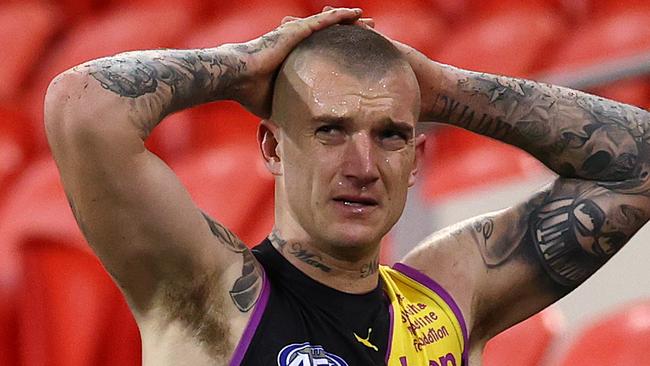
[
  {"left": 200, "top": 212, "right": 263, "bottom": 312},
  {"left": 159, "top": 213, "right": 264, "bottom": 357}
]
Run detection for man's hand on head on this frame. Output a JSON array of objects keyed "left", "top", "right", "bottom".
[{"left": 229, "top": 7, "right": 363, "bottom": 119}]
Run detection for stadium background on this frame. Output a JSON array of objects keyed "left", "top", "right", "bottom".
[{"left": 1, "top": 0, "right": 649, "bottom": 364}]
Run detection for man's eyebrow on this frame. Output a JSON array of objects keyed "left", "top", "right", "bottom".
[{"left": 311, "top": 115, "right": 352, "bottom": 125}]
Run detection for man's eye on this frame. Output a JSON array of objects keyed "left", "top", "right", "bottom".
[
  {"left": 380, "top": 130, "right": 409, "bottom": 149},
  {"left": 316, "top": 125, "right": 344, "bottom": 139},
  {"left": 382, "top": 130, "right": 407, "bottom": 140}
]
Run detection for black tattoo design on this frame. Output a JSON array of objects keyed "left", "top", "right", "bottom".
[
  {"left": 472, "top": 217, "right": 514, "bottom": 267},
  {"left": 432, "top": 71, "right": 650, "bottom": 183},
  {"left": 268, "top": 228, "right": 287, "bottom": 252},
  {"left": 360, "top": 256, "right": 379, "bottom": 278},
  {"left": 529, "top": 197, "right": 608, "bottom": 287},
  {"left": 472, "top": 180, "right": 646, "bottom": 290},
  {"left": 288, "top": 242, "right": 332, "bottom": 273},
  {"left": 88, "top": 49, "right": 246, "bottom": 115},
  {"left": 202, "top": 213, "right": 261, "bottom": 312},
  {"left": 234, "top": 31, "right": 281, "bottom": 54}
]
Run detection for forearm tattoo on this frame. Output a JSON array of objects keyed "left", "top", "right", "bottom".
[
  {"left": 430, "top": 68, "right": 650, "bottom": 182},
  {"left": 202, "top": 213, "right": 262, "bottom": 312},
  {"left": 83, "top": 48, "right": 246, "bottom": 123}
]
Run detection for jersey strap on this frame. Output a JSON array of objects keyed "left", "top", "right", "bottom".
[
  {"left": 229, "top": 269, "right": 270, "bottom": 366},
  {"left": 380, "top": 263, "right": 468, "bottom": 366}
]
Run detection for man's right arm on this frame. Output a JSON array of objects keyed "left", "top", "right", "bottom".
[
  {"left": 44, "top": 8, "right": 363, "bottom": 319},
  {"left": 44, "top": 45, "right": 258, "bottom": 317}
]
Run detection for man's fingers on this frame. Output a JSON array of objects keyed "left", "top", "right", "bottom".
[
  {"left": 356, "top": 18, "right": 375, "bottom": 28},
  {"left": 273, "top": 8, "right": 362, "bottom": 49},
  {"left": 281, "top": 16, "right": 299, "bottom": 25}
]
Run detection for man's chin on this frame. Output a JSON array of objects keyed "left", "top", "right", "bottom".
[{"left": 324, "top": 222, "right": 385, "bottom": 249}]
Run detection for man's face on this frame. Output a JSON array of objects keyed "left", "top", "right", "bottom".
[{"left": 270, "top": 55, "right": 423, "bottom": 253}]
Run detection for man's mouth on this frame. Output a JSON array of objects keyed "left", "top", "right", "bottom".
[{"left": 332, "top": 196, "right": 379, "bottom": 207}]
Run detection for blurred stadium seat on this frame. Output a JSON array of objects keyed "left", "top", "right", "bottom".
[
  {"left": 0, "top": 282, "right": 18, "bottom": 366},
  {"left": 0, "top": 106, "right": 35, "bottom": 205},
  {"left": 25, "top": 3, "right": 195, "bottom": 154},
  {"left": 435, "top": 3, "right": 567, "bottom": 77},
  {"left": 0, "top": 157, "right": 84, "bottom": 291},
  {"left": 589, "top": 0, "right": 650, "bottom": 17},
  {"left": 172, "top": 143, "right": 275, "bottom": 246},
  {"left": 305, "top": 0, "right": 448, "bottom": 56},
  {"left": 359, "top": 0, "right": 448, "bottom": 57},
  {"left": 17, "top": 238, "right": 135, "bottom": 366},
  {"left": 483, "top": 307, "right": 565, "bottom": 366},
  {"left": 560, "top": 300, "right": 650, "bottom": 365},
  {"left": 546, "top": 5, "right": 650, "bottom": 108},
  {"left": 422, "top": 127, "right": 543, "bottom": 201},
  {"left": 0, "top": 2, "right": 63, "bottom": 103}
]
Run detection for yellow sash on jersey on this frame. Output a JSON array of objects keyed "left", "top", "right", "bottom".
[{"left": 380, "top": 264, "right": 468, "bottom": 366}]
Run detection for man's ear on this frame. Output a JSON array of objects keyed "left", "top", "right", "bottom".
[
  {"left": 258, "top": 119, "right": 282, "bottom": 176},
  {"left": 408, "top": 133, "right": 427, "bottom": 187}
]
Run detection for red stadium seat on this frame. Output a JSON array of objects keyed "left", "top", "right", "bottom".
[
  {"left": 0, "top": 2, "right": 63, "bottom": 103},
  {"left": 560, "top": 300, "right": 650, "bottom": 365},
  {"left": 361, "top": 0, "right": 448, "bottom": 58},
  {"left": 0, "top": 158, "right": 85, "bottom": 292},
  {"left": 545, "top": 7, "right": 650, "bottom": 108},
  {"left": 172, "top": 143, "right": 275, "bottom": 246},
  {"left": 25, "top": 3, "right": 194, "bottom": 154},
  {"left": 422, "top": 127, "right": 543, "bottom": 202},
  {"left": 17, "top": 238, "right": 130, "bottom": 366},
  {"left": 589, "top": 0, "right": 650, "bottom": 18},
  {"left": 0, "top": 105, "right": 35, "bottom": 205},
  {"left": 304, "top": 0, "right": 448, "bottom": 57},
  {"left": 0, "top": 283, "right": 18, "bottom": 366},
  {"left": 435, "top": 5, "right": 567, "bottom": 77},
  {"left": 185, "top": 0, "right": 311, "bottom": 47},
  {"left": 173, "top": 101, "right": 260, "bottom": 156},
  {"left": 483, "top": 307, "right": 565, "bottom": 366}
]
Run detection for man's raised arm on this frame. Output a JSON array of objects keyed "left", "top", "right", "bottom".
[
  {"left": 44, "top": 8, "right": 362, "bottom": 319},
  {"left": 398, "top": 44, "right": 650, "bottom": 350}
]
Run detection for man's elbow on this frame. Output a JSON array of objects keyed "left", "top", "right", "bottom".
[{"left": 44, "top": 70, "right": 136, "bottom": 152}]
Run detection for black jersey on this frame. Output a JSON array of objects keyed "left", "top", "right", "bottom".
[{"left": 231, "top": 239, "right": 390, "bottom": 366}]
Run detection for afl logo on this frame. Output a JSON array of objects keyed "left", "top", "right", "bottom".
[{"left": 277, "top": 342, "right": 349, "bottom": 366}]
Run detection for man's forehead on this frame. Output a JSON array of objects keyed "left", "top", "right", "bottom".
[{"left": 280, "top": 54, "right": 420, "bottom": 121}]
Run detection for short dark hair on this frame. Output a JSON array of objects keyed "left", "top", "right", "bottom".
[{"left": 289, "top": 24, "right": 405, "bottom": 77}]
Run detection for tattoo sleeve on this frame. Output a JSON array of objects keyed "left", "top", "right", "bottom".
[
  {"left": 77, "top": 47, "right": 246, "bottom": 136},
  {"left": 472, "top": 178, "right": 650, "bottom": 291},
  {"left": 427, "top": 64, "right": 650, "bottom": 182}
]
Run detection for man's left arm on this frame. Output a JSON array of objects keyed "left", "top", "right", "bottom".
[{"left": 400, "top": 48, "right": 650, "bottom": 345}]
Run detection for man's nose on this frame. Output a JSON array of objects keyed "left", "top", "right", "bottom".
[{"left": 342, "top": 132, "right": 380, "bottom": 187}]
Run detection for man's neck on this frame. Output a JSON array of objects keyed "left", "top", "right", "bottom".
[{"left": 268, "top": 228, "right": 381, "bottom": 294}]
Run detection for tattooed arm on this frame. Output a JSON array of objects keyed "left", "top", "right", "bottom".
[
  {"left": 44, "top": 7, "right": 361, "bottom": 327},
  {"left": 397, "top": 43, "right": 650, "bottom": 352},
  {"left": 406, "top": 46, "right": 650, "bottom": 182}
]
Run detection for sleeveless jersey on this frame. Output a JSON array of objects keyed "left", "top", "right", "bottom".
[{"left": 230, "top": 239, "right": 468, "bottom": 366}]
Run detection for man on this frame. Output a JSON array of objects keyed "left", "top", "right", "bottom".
[{"left": 44, "top": 6, "right": 650, "bottom": 366}]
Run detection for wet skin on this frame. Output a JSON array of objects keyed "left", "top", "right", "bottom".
[{"left": 264, "top": 54, "right": 425, "bottom": 285}]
